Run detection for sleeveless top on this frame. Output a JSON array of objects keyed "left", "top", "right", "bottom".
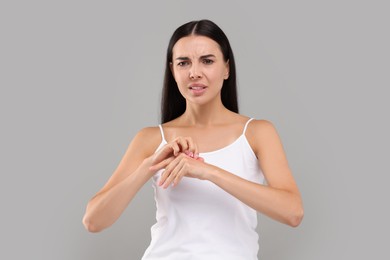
[{"left": 141, "top": 118, "right": 265, "bottom": 260}]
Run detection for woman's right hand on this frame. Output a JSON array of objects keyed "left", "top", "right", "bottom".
[{"left": 149, "top": 136, "right": 199, "bottom": 172}]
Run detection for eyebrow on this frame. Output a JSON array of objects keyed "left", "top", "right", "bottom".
[{"left": 175, "top": 54, "right": 216, "bottom": 60}]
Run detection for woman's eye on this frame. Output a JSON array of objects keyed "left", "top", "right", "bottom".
[
  {"left": 177, "top": 61, "right": 190, "bottom": 66},
  {"left": 203, "top": 59, "right": 214, "bottom": 64}
]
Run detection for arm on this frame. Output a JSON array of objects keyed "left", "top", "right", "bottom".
[
  {"left": 156, "top": 120, "right": 304, "bottom": 227},
  {"left": 82, "top": 128, "right": 199, "bottom": 232},
  {"left": 82, "top": 127, "right": 160, "bottom": 232},
  {"left": 210, "top": 120, "right": 304, "bottom": 227}
]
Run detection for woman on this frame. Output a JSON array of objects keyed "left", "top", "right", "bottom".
[{"left": 83, "top": 19, "right": 303, "bottom": 259}]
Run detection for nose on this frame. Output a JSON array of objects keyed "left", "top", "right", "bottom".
[{"left": 189, "top": 63, "right": 202, "bottom": 80}]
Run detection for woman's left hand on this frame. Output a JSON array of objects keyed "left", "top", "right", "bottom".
[{"left": 154, "top": 153, "right": 210, "bottom": 188}]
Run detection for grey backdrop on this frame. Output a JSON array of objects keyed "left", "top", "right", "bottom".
[{"left": 1, "top": 0, "right": 389, "bottom": 259}]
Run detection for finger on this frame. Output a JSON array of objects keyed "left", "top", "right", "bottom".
[
  {"left": 159, "top": 155, "right": 182, "bottom": 186},
  {"left": 189, "top": 138, "right": 199, "bottom": 159},
  {"left": 184, "top": 150, "right": 193, "bottom": 158},
  {"left": 159, "top": 167, "right": 172, "bottom": 186},
  {"left": 173, "top": 163, "right": 186, "bottom": 187},
  {"left": 164, "top": 155, "right": 186, "bottom": 186},
  {"left": 171, "top": 142, "right": 181, "bottom": 157},
  {"left": 164, "top": 158, "right": 186, "bottom": 188},
  {"left": 175, "top": 137, "right": 189, "bottom": 153},
  {"left": 187, "top": 137, "right": 199, "bottom": 159},
  {"left": 153, "top": 143, "right": 176, "bottom": 164},
  {"left": 149, "top": 156, "right": 175, "bottom": 172},
  {"left": 187, "top": 137, "right": 196, "bottom": 154}
]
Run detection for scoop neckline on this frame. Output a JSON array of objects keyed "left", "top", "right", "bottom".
[{"left": 161, "top": 134, "right": 245, "bottom": 155}]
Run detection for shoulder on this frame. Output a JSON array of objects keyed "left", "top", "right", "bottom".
[
  {"left": 135, "top": 126, "right": 161, "bottom": 139},
  {"left": 245, "top": 119, "right": 282, "bottom": 155},
  {"left": 130, "top": 126, "right": 164, "bottom": 158},
  {"left": 247, "top": 119, "right": 278, "bottom": 135}
]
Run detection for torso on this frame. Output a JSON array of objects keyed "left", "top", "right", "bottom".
[
  {"left": 161, "top": 113, "right": 252, "bottom": 153},
  {"left": 142, "top": 115, "right": 264, "bottom": 260}
]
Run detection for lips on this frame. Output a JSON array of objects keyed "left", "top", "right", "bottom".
[
  {"left": 189, "top": 84, "right": 207, "bottom": 95},
  {"left": 189, "top": 84, "right": 207, "bottom": 90},
  {"left": 190, "top": 86, "right": 206, "bottom": 90}
]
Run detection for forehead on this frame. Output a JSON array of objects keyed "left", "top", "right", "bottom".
[{"left": 172, "top": 35, "right": 222, "bottom": 58}]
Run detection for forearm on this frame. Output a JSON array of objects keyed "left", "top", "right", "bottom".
[
  {"left": 208, "top": 166, "right": 303, "bottom": 227},
  {"left": 83, "top": 158, "right": 154, "bottom": 232}
]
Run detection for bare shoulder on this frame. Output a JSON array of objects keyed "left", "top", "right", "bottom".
[
  {"left": 245, "top": 119, "right": 282, "bottom": 156},
  {"left": 135, "top": 126, "right": 161, "bottom": 139},
  {"left": 93, "top": 126, "right": 163, "bottom": 195},
  {"left": 247, "top": 119, "right": 278, "bottom": 135},
  {"left": 130, "top": 126, "right": 163, "bottom": 158}
]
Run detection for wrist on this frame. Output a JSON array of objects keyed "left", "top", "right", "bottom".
[
  {"left": 203, "top": 164, "right": 221, "bottom": 182},
  {"left": 142, "top": 156, "right": 156, "bottom": 178}
]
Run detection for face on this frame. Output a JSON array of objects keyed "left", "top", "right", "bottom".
[{"left": 171, "top": 35, "right": 229, "bottom": 106}]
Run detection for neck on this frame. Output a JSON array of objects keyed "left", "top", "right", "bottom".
[{"left": 181, "top": 100, "right": 232, "bottom": 126}]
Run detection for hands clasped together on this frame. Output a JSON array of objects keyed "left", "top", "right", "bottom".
[{"left": 149, "top": 137, "right": 210, "bottom": 189}]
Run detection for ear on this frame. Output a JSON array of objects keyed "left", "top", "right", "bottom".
[
  {"left": 224, "top": 59, "right": 230, "bottom": 80},
  {"left": 169, "top": 62, "right": 175, "bottom": 78}
]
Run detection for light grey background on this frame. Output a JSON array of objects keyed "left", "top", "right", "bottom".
[{"left": 1, "top": 0, "right": 389, "bottom": 259}]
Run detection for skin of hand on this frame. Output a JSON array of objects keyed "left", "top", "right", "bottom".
[
  {"left": 148, "top": 136, "right": 205, "bottom": 189},
  {"left": 150, "top": 120, "right": 304, "bottom": 227},
  {"left": 150, "top": 152, "right": 206, "bottom": 188},
  {"left": 150, "top": 136, "right": 200, "bottom": 167},
  {"left": 82, "top": 132, "right": 200, "bottom": 232}
]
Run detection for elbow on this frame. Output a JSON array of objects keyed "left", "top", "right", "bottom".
[
  {"left": 82, "top": 214, "right": 103, "bottom": 233},
  {"left": 288, "top": 207, "right": 304, "bottom": 228}
]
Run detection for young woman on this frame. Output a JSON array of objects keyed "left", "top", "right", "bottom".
[{"left": 83, "top": 19, "right": 303, "bottom": 260}]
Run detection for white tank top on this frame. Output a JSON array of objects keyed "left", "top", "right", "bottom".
[{"left": 142, "top": 118, "right": 265, "bottom": 260}]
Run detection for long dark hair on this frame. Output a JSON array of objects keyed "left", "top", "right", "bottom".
[{"left": 161, "top": 19, "right": 238, "bottom": 123}]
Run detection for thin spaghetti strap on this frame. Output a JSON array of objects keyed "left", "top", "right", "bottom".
[
  {"left": 158, "top": 124, "right": 167, "bottom": 142},
  {"left": 243, "top": 118, "right": 254, "bottom": 135}
]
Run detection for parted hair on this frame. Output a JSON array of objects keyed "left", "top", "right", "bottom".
[{"left": 161, "top": 19, "right": 238, "bottom": 123}]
